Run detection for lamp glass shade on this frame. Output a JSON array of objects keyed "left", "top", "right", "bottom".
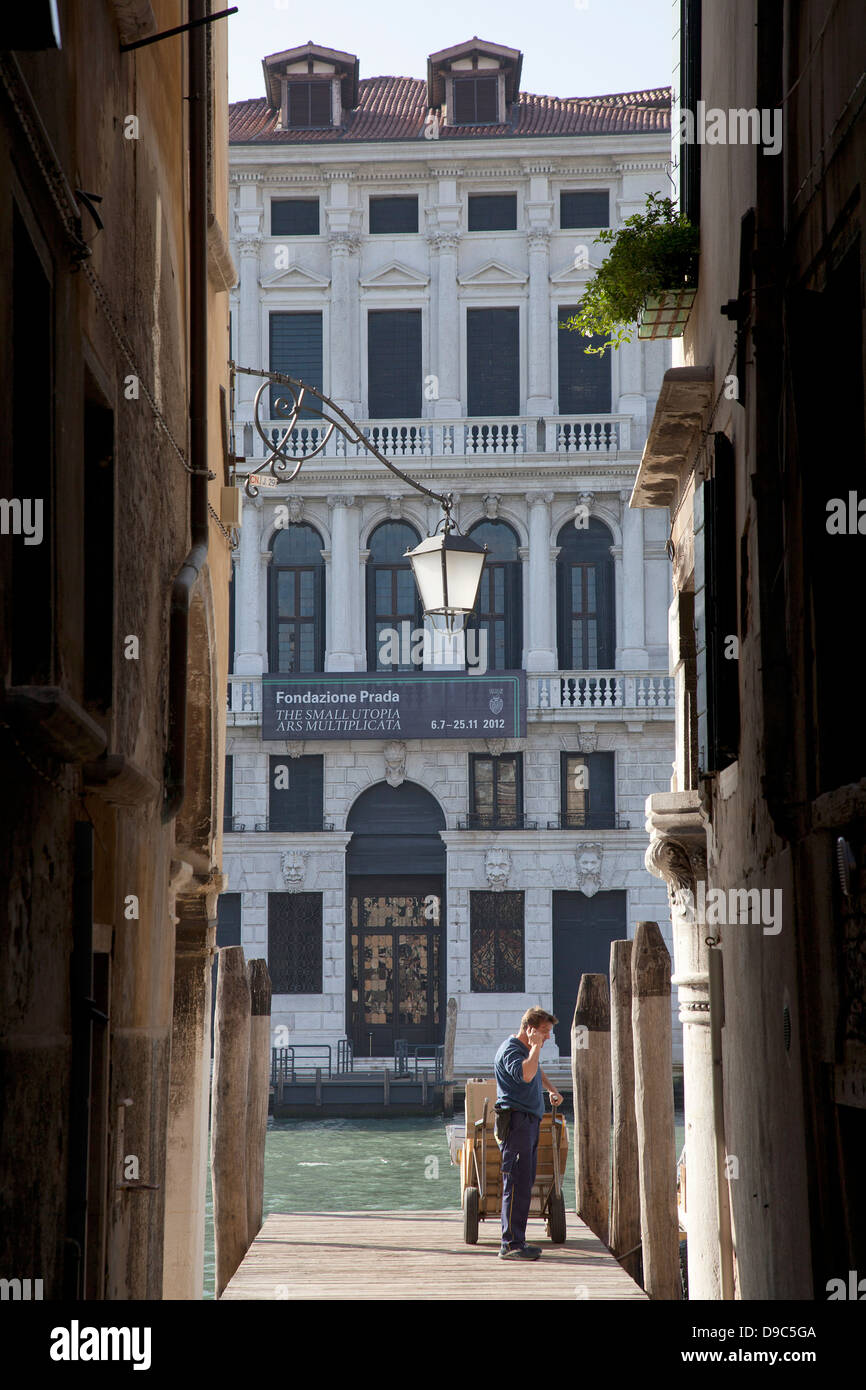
[{"left": 405, "top": 531, "right": 486, "bottom": 631}]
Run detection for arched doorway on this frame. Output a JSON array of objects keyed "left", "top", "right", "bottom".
[{"left": 346, "top": 782, "right": 446, "bottom": 1058}]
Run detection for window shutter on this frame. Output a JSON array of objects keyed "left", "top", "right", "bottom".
[
  {"left": 367, "top": 310, "right": 422, "bottom": 418},
  {"left": 467, "top": 194, "right": 517, "bottom": 232},
  {"left": 270, "top": 199, "right": 320, "bottom": 237},
  {"left": 369, "top": 197, "right": 419, "bottom": 235},
  {"left": 467, "top": 307, "right": 519, "bottom": 416},
  {"left": 223, "top": 755, "right": 233, "bottom": 833},
  {"left": 269, "top": 755, "right": 324, "bottom": 831},
  {"left": 557, "top": 306, "right": 611, "bottom": 413},
  {"left": 695, "top": 438, "right": 739, "bottom": 774},
  {"left": 506, "top": 561, "right": 523, "bottom": 669},
  {"left": 475, "top": 77, "right": 498, "bottom": 122},
  {"left": 560, "top": 191, "right": 609, "bottom": 228},
  {"left": 269, "top": 312, "right": 323, "bottom": 418},
  {"left": 586, "top": 752, "right": 615, "bottom": 827},
  {"left": 309, "top": 82, "right": 332, "bottom": 126}
]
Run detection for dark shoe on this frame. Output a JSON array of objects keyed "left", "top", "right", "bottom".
[
  {"left": 523, "top": 1244, "right": 542, "bottom": 1257},
  {"left": 499, "top": 1245, "right": 541, "bottom": 1260}
]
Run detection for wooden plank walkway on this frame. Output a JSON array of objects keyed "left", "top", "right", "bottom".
[{"left": 220, "top": 1211, "right": 648, "bottom": 1300}]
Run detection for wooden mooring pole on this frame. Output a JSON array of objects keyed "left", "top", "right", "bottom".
[
  {"left": 211, "top": 945, "right": 250, "bottom": 1299},
  {"left": 246, "top": 959, "right": 272, "bottom": 1248},
  {"left": 632, "top": 921, "right": 680, "bottom": 1299},
  {"left": 443, "top": 997, "right": 457, "bottom": 1118},
  {"left": 571, "top": 972, "right": 611, "bottom": 1245},
  {"left": 610, "top": 939, "right": 641, "bottom": 1281}
]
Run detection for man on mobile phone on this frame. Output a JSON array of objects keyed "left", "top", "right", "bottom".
[{"left": 493, "top": 1007, "right": 562, "bottom": 1260}]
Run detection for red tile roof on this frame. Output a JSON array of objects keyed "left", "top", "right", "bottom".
[{"left": 229, "top": 77, "right": 671, "bottom": 145}]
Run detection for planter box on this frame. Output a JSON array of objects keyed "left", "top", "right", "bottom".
[{"left": 637, "top": 287, "right": 698, "bottom": 339}]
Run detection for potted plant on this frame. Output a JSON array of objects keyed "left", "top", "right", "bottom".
[{"left": 564, "top": 193, "right": 699, "bottom": 354}]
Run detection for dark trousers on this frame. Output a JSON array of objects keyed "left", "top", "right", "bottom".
[{"left": 499, "top": 1109, "right": 540, "bottom": 1249}]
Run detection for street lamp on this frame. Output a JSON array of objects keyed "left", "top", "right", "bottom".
[{"left": 231, "top": 365, "right": 487, "bottom": 629}]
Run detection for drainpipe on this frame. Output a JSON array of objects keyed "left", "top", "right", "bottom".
[{"left": 163, "top": 0, "right": 210, "bottom": 822}]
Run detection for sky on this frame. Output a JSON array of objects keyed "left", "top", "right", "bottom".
[{"left": 226, "top": 0, "right": 674, "bottom": 106}]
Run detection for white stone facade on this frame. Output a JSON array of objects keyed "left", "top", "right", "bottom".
[{"left": 225, "top": 38, "right": 680, "bottom": 1070}]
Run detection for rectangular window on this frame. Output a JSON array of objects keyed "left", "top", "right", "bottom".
[
  {"left": 560, "top": 190, "right": 609, "bottom": 228},
  {"left": 268, "top": 893, "right": 323, "bottom": 993},
  {"left": 224, "top": 755, "right": 233, "bottom": 833},
  {"left": 367, "top": 310, "right": 422, "bottom": 419},
  {"left": 269, "top": 754, "right": 324, "bottom": 831},
  {"left": 468, "top": 193, "right": 517, "bottom": 232},
  {"left": 369, "top": 196, "right": 418, "bottom": 235},
  {"left": 470, "top": 891, "right": 525, "bottom": 992},
  {"left": 269, "top": 311, "right": 323, "bottom": 418},
  {"left": 83, "top": 378, "right": 114, "bottom": 712},
  {"left": 558, "top": 306, "right": 611, "bottom": 413},
  {"left": 694, "top": 434, "right": 739, "bottom": 775},
  {"left": 12, "top": 203, "right": 53, "bottom": 686},
  {"left": 286, "top": 80, "right": 332, "bottom": 129},
  {"left": 470, "top": 753, "right": 523, "bottom": 828},
  {"left": 452, "top": 76, "right": 499, "bottom": 125},
  {"left": 271, "top": 199, "right": 320, "bottom": 237},
  {"left": 466, "top": 307, "right": 519, "bottom": 416},
  {"left": 560, "top": 751, "right": 616, "bottom": 828}
]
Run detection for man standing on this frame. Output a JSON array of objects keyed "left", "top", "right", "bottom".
[{"left": 493, "top": 1008, "right": 563, "bottom": 1260}]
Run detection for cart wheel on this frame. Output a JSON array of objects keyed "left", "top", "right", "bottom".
[
  {"left": 546, "top": 1191, "right": 567, "bottom": 1244},
  {"left": 463, "top": 1185, "right": 480, "bottom": 1245}
]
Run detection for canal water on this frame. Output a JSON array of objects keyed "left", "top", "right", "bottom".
[{"left": 203, "top": 1110, "right": 685, "bottom": 1299}]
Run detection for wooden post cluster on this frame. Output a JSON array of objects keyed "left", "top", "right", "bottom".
[
  {"left": 246, "top": 958, "right": 272, "bottom": 1247},
  {"left": 443, "top": 997, "right": 458, "bottom": 1119},
  {"left": 610, "top": 939, "right": 641, "bottom": 1282},
  {"left": 211, "top": 947, "right": 272, "bottom": 1298},
  {"left": 631, "top": 921, "right": 680, "bottom": 1300},
  {"left": 571, "top": 973, "right": 611, "bottom": 1244},
  {"left": 569, "top": 922, "right": 678, "bottom": 1299}
]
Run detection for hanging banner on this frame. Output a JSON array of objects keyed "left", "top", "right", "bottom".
[{"left": 262, "top": 672, "right": 526, "bottom": 740}]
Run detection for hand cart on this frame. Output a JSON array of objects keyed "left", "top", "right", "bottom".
[{"left": 458, "top": 1079, "right": 568, "bottom": 1245}]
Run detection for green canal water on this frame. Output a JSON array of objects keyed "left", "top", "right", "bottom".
[{"left": 203, "top": 1111, "right": 685, "bottom": 1299}]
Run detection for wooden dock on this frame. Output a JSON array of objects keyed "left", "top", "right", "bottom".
[{"left": 220, "top": 1211, "right": 648, "bottom": 1300}]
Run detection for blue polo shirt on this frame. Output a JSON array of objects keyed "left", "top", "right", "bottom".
[{"left": 494, "top": 1035, "right": 544, "bottom": 1119}]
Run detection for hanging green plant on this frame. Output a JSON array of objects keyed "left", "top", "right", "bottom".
[{"left": 563, "top": 193, "right": 699, "bottom": 355}]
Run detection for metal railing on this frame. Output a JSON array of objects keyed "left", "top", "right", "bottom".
[
  {"left": 394, "top": 1040, "right": 444, "bottom": 1082},
  {"left": 457, "top": 813, "right": 539, "bottom": 831},
  {"left": 545, "top": 812, "right": 632, "bottom": 830},
  {"left": 271, "top": 1044, "right": 333, "bottom": 1082},
  {"left": 226, "top": 813, "right": 334, "bottom": 832},
  {"left": 242, "top": 412, "right": 633, "bottom": 462}
]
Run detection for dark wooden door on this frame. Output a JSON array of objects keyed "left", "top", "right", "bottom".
[
  {"left": 552, "top": 890, "right": 626, "bottom": 1054},
  {"left": 348, "top": 876, "right": 444, "bottom": 1058}
]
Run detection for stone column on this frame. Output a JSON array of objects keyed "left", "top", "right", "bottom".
[
  {"left": 433, "top": 232, "right": 461, "bottom": 416},
  {"left": 235, "top": 495, "right": 264, "bottom": 676},
  {"left": 328, "top": 233, "right": 361, "bottom": 414},
  {"left": 611, "top": 544, "right": 624, "bottom": 670},
  {"left": 235, "top": 233, "right": 263, "bottom": 426},
  {"left": 326, "top": 495, "right": 357, "bottom": 670},
  {"left": 525, "top": 491, "right": 557, "bottom": 670},
  {"left": 620, "top": 493, "right": 648, "bottom": 667},
  {"left": 617, "top": 333, "right": 648, "bottom": 448},
  {"left": 527, "top": 229, "right": 554, "bottom": 415},
  {"left": 356, "top": 547, "right": 370, "bottom": 670},
  {"left": 644, "top": 790, "right": 720, "bottom": 1301},
  {"left": 162, "top": 873, "right": 221, "bottom": 1300},
  {"left": 257, "top": 549, "right": 272, "bottom": 673}
]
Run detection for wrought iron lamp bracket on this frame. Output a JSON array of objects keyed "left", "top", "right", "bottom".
[{"left": 230, "top": 363, "right": 455, "bottom": 525}]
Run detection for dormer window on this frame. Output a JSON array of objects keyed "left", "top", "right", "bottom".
[
  {"left": 453, "top": 75, "right": 498, "bottom": 125},
  {"left": 428, "top": 38, "right": 522, "bottom": 129},
  {"left": 285, "top": 80, "right": 332, "bottom": 129}
]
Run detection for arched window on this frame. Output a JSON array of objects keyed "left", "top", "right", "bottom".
[
  {"left": 268, "top": 523, "right": 325, "bottom": 672},
  {"left": 366, "top": 521, "right": 422, "bottom": 671},
  {"left": 467, "top": 520, "right": 522, "bottom": 670},
  {"left": 556, "top": 518, "right": 615, "bottom": 669}
]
